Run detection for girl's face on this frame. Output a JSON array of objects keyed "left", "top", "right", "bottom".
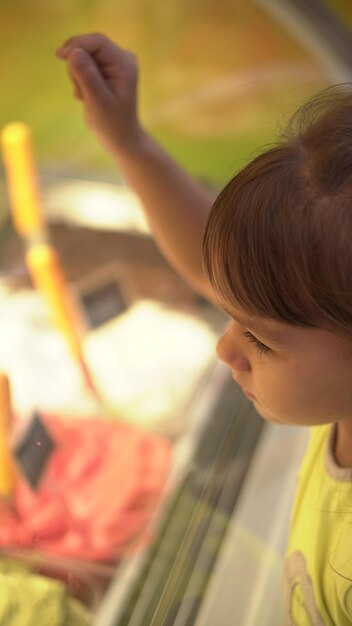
[{"left": 216, "top": 301, "right": 352, "bottom": 427}]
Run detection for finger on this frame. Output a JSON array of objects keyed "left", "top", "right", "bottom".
[
  {"left": 68, "top": 64, "right": 83, "bottom": 100},
  {"left": 57, "top": 33, "right": 130, "bottom": 78},
  {"left": 67, "top": 47, "right": 110, "bottom": 103},
  {"left": 56, "top": 33, "right": 120, "bottom": 61},
  {"left": 57, "top": 33, "right": 105, "bottom": 55}
]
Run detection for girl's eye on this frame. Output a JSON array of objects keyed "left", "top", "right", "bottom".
[{"left": 243, "top": 330, "right": 271, "bottom": 355}]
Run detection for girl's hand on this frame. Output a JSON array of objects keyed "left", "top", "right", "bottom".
[{"left": 56, "top": 33, "right": 145, "bottom": 155}]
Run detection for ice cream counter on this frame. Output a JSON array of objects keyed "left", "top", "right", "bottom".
[
  {"left": 0, "top": 188, "right": 307, "bottom": 625},
  {"left": 0, "top": 275, "right": 310, "bottom": 625}
]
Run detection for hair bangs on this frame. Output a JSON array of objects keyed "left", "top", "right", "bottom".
[{"left": 203, "top": 141, "right": 352, "bottom": 336}]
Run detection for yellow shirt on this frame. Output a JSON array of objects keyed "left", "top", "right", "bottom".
[{"left": 284, "top": 424, "right": 352, "bottom": 625}]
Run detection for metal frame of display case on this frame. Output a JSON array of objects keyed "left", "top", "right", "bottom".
[{"left": 254, "top": 0, "right": 352, "bottom": 81}]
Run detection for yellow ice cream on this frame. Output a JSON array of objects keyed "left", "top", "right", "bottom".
[{"left": 0, "top": 558, "right": 91, "bottom": 625}]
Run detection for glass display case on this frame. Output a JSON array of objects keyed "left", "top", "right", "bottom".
[{"left": 0, "top": 1, "right": 351, "bottom": 624}]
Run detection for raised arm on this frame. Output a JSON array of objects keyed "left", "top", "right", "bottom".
[{"left": 56, "top": 33, "right": 216, "bottom": 302}]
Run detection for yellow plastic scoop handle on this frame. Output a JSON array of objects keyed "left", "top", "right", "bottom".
[
  {"left": 26, "top": 243, "right": 85, "bottom": 363},
  {"left": 1, "top": 122, "right": 45, "bottom": 237},
  {"left": 0, "top": 373, "right": 17, "bottom": 498},
  {"left": 26, "top": 243, "right": 100, "bottom": 397}
]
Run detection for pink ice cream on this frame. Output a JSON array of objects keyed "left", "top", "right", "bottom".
[{"left": 0, "top": 415, "right": 171, "bottom": 561}]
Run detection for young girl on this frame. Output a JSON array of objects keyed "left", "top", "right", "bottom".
[{"left": 57, "top": 34, "right": 352, "bottom": 625}]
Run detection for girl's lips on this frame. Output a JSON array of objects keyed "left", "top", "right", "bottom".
[{"left": 231, "top": 374, "right": 257, "bottom": 401}]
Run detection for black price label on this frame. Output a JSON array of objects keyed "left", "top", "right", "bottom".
[
  {"left": 80, "top": 279, "right": 127, "bottom": 329},
  {"left": 14, "top": 412, "right": 56, "bottom": 490}
]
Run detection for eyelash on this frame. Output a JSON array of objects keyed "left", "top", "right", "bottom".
[{"left": 243, "top": 330, "right": 271, "bottom": 355}]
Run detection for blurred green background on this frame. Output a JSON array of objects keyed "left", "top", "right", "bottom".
[{"left": 0, "top": 0, "right": 351, "bottom": 189}]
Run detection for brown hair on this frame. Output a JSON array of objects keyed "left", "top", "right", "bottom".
[{"left": 202, "top": 84, "right": 352, "bottom": 338}]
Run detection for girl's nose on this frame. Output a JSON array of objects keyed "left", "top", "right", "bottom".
[{"left": 216, "top": 325, "right": 251, "bottom": 373}]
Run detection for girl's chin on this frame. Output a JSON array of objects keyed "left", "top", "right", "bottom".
[{"left": 254, "top": 403, "right": 284, "bottom": 424}]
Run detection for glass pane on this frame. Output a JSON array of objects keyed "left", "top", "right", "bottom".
[{"left": 0, "top": 1, "right": 350, "bottom": 624}]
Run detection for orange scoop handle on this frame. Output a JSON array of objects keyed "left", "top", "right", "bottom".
[
  {"left": 26, "top": 243, "right": 84, "bottom": 363},
  {"left": 0, "top": 373, "right": 17, "bottom": 497}
]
